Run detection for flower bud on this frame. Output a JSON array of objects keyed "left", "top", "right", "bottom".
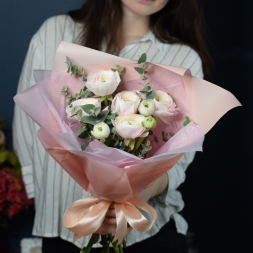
[
  {"left": 138, "top": 100, "right": 155, "bottom": 116},
  {"left": 91, "top": 122, "right": 110, "bottom": 140},
  {"left": 142, "top": 116, "right": 157, "bottom": 129}
]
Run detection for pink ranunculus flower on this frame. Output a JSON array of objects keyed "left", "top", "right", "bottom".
[
  {"left": 85, "top": 70, "right": 121, "bottom": 96},
  {"left": 112, "top": 114, "right": 148, "bottom": 139},
  {"left": 66, "top": 98, "right": 101, "bottom": 120},
  {"left": 152, "top": 90, "right": 180, "bottom": 124},
  {"left": 111, "top": 91, "right": 141, "bottom": 115}
]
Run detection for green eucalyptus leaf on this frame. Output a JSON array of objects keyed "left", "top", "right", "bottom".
[
  {"left": 75, "top": 127, "right": 87, "bottom": 138},
  {"left": 134, "top": 67, "right": 144, "bottom": 74},
  {"left": 97, "top": 110, "right": 110, "bottom": 122},
  {"left": 118, "top": 66, "right": 125, "bottom": 72},
  {"left": 66, "top": 56, "right": 71, "bottom": 66},
  {"left": 81, "top": 104, "right": 95, "bottom": 114},
  {"left": 146, "top": 90, "right": 156, "bottom": 100},
  {"left": 138, "top": 53, "right": 147, "bottom": 64},
  {"left": 71, "top": 65, "right": 78, "bottom": 75},
  {"left": 80, "top": 68, "right": 84, "bottom": 76},
  {"left": 81, "top": 89, "right": 89, "bottom": 98},
  {"left": 183, "top": 116, "right": 191, "bottom": 126},
  {"left": 81, "top": 116, "right": 98, "bottom": 125},
  {"left": 81, "top": 143, "right": 87, "bottom": 151}
]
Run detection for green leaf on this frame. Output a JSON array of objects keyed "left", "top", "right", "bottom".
[
  {"left": 118, "top": 66, "right": 125, "bottom": 72},
  {"left": 71, "top": 65, "right": 78, "bottom": 75},
  {"left": 97, "top": 110, "right": 110, "bottom": 122},
  {"left": 75, "top": 127, "right": 88, "bottom": 138},
  {"left": 66, "top": 56, "right": 71, "bottom": 66},
  {"left": 183, "top": 116, "right": 191, "bottom": 127},
  {"left": 138, "top": 53, "right": 147, "bottom": 64},
  {"left": 61, "top": 85, "right": 68, "bottom": 92},
  {"left": 107, "top": 113, "right": 116, "bottom": 120},
  {"left": 81, "top": 143, "right": 87, "bottom": 151},
  {"left": 81, "top": 116, "right": 98, "bottom": 125},
  {"left": 134, "top": 67, "right": 144, "bottom": 74},
  {"left": 81, "top": 89, "right": 89, "bottom": 98},
  {"left": 111, "top": 68, "right": 117, "bottom": 72},
  {"left": 81, "top": 104, "right": 95, "bottom": 115},
  {"left": 146, "top": 90, "right": 156, "bottom": 100},
  {"left": 94, "top": 106, "right": 101, "bottom": 113},
  {"left": 80, "top": 68, "right": 84, "bottom": 76}
]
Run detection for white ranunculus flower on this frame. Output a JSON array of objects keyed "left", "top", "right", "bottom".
[
  {"left": 112, "top": 114, "right": 148, "bottom": 139},
  {"left": 138, "top": 100, "right": 155, "bottom": 116},
  {"left": 66, "top": 98, "right": 101, "bottom": 120},
  {"left": 85, "top": 70, "right": 121, "bottom": 96},
  {"left": 91, "top": 122, "right": 110, "bottom": 140},
  {"left": 111, "top": 91, "right": 141, "bottom": 115},
  {"left": 153, "top": 90, "right": 180, "bottom": 124}
]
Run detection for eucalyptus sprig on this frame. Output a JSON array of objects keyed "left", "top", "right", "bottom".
[
  {"left": 134, "top": 53, "right": 156, "bottom": 100},
  {"left": 111, "top": 64, "right": 125, "bottom": 78},
  {"left": 61, "top": 85, "right": 89, "bottom": 106},
  {"left": 66, "top": 56, "right": 87, "bottom": 81}
]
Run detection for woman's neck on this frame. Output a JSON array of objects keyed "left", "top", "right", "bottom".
[{"left": 119, "top": 8, "right": 150, "bottom": 50}]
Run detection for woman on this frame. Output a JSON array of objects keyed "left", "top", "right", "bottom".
[{"left": 13, "top": 0, "right": 211, "bottom": 252}]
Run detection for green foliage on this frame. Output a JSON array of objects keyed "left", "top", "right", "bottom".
[
  {"left": 138, "top": 53, "right": 147, "bottom": 64},
  {"left": 81, "top": 110, "right": 110, "bottom": 125},
  {"left": 65, "top": 56, "right": 87, "bottom": 80},
  {"left": 183, "top": 116, "right": 191, "bottom": 126},
  {"left": 134, "top": 67, "right": 145, "bottom": 74}
]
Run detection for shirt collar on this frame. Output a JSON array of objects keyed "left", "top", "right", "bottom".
[{"left": 138, "top": 31, "right": 164, "bottom": 51}]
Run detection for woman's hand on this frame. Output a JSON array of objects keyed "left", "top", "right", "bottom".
[
  {"left": 96, "top": 203, "right": 132, "bottom": 236},
  {"left": 96, "top": 174, "right": 168, "bottom": 235}
]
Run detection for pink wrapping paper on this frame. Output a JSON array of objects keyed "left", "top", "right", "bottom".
[{"left": 14, "top": 41, "right": 241, "bottom": 241}]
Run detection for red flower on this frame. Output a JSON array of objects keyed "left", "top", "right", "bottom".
[
  {"left": 6, "top": 185, "right": 19, "bottom": 202},
  {"left": 0, "top": 192, "right": 6, "bottom": 204},
  {"left": 8, "top": 203, "right": 22, "bottom": 218}
]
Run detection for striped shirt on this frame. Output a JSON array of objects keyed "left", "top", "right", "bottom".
[{"left": 13, "top": 15, "right": 203, "bottom": 248}]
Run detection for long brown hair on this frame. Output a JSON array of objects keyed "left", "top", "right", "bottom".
[{"left": 69, "top": 0, "right": 212, "bottom": 78}]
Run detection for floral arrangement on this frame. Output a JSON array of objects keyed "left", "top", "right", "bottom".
[
  {"left": 13, "top": 42, "right": 240, "bottom": 253},
  {"left": 0, "top": 118, "right": 33, "bottom": 227},
  {"left": 62, "top": 54, "right": 189, "bottom": 160}
]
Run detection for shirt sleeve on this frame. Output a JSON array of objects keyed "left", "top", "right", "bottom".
[{"left": 12, "top": 33, "right": 42, "bottom": 199}]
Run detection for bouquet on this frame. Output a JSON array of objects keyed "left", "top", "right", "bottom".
[
  {"left": 14, "top": 42, "right": 241, "bottom": 252},
  {"left": 0, "top": 118, "right": 33, "bottom": 227}
]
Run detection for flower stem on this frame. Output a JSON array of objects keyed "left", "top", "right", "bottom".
[
  {"left": 101, "top": 240, "right": 110, "bottom": 253},
  {"left": 133, "top": 137, "right": 145, "bottom": 152},
  {"left": 104, "top": 97, "right": 108, "bottom": 106},
  {"left": 81, "top": 233, "right": 99, "bottom": 253}
]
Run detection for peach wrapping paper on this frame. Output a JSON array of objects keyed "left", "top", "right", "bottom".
[{"left": 14, "top": 41, "right": 241, "bottom": 243}]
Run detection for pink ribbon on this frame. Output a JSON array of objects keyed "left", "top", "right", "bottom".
[{"left": 62, "top": 197, "right": 157, "bottom": 243}]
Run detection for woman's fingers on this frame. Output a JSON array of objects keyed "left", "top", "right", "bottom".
[
  {"left": 104, "top": 216, "right": 116, "bottom": 225},
  {"left": 106, "top": 207, "right": 116, "bottom": 218},
  {"left": 96, "top": 222, "right": 116, "bottom": 235}
]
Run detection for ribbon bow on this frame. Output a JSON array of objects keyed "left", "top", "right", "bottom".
[{"left": 62, "top": 197, "right": 157, "bottom": 243}]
